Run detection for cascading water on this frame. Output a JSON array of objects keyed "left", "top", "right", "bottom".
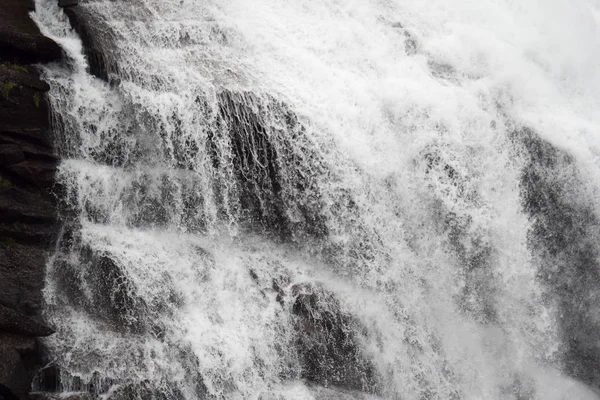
[{"left": 29, "top": 0, "right": 600, "bottom": 398}]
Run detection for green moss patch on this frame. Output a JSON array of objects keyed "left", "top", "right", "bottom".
[
  {"left": 0, "top": 173, "right": 11, "bottom": 188},
  {"left": 0, "top": 81, "right": 22, "bottom": 99},
  {"left": 0, "top": 62, "right": 28, "bottom": 74},
  {"left": 33, "top": 92, "right": 41, "bottom": 108}
]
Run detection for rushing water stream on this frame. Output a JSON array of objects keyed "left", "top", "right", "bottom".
[{"left": 30, "top": 0, "right": 600, "bottom": 398}]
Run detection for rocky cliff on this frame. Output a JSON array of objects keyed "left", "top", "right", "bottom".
[{"left": 0, "top": 0, "right": 62, "bottom": 398}]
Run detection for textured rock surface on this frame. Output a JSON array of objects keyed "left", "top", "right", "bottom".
[
  {"left": 0, "top": 304, "right": 54, "bottom": 337},
  {"left": 291, "top": 283, "right": 379, "bottom": 394},
  {"left": 0, "top": 0, "right": 61, "bottom": 398},
  {"left": 61, "top": 4, "right": 115, "bottom": 82},
  {"left": 517, "top": 127, "right": 600, "bottom": 387}
]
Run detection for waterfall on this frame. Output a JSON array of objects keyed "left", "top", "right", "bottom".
[{"left": 30, "top": 0, "right": 600, "bottom": 398}]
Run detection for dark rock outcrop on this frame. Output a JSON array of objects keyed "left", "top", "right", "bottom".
[
  {"left": 58, "top": 0, "right": 79, "bottom": 7},
  {"left": 0, "top": 0, "right": 61, "bottom": 399},
  {"left": 30, "top": 393, "right": 90, "bottom": 400},
  {"left": 516, "top": 127, "right": 600, "bottom": 388},
  {"left": 60, "top": 4, "right": 116, "bottom": 82},
  {"left": 0, "top": 1, "right": 62, "bottom": 64},
  {"left": 0, "top": 305, "right": 54, "bottom": 337},
  {"left": 291, "top": 283, "right": 379, "bottom": 394},
  {"left": 213, "top": 90, "right": 328, "bottom": 240}
]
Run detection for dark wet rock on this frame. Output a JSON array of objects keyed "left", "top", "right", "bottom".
[
  {"left": 33, "top": 365, "right": 115, "bottom": 397},
  {"left": 58, "top": 0, "right": 80, "bottom": 7},
  {"left": 0, "top": 333, "right": 36, "bottom": 355},
  {"left": 62, "top": 6, "right": 116, "bottom": 82},
  {"left": 107, "top": 381, "right": 186, "bottom": 400},
  {"left": 6, "top": 159, "right": 57, "bottom": 188},
  {"left": 30, "top": 393, "right": 91, "bottom": 400},
  {"left": 0, "top": 184, "right": 56, "bottom": 224},
  {"left": 0, "top": 384, "right": 20, "bottom": 400},
  {"left": 404, "top": 32, "right": 418, "bottom": 56},
  {"left": 0, "top": 0, "right": 62, "bottom": 64},
  {"left": 0, "top": 347, "right": 29, "bottom": 399},
  {"left": 0, "top": 130, "right": 55, "bottom": 160},
  {"left": 291, "top": 283, "right": 379, "bottom": 394},
  {"left": 213, "top": 90, "right": 328, "bottom": 239},
  {"left": 0, "top": 64, "right": 50, "bottom": 92},
  {"left": 0, "top": 74, "right": 51, "bottom": 134},
  {"left": 0, "top": 145, "right": 25, "bottom": 166},
  {"left": 0, "top": 242, "right": 48, "bottom": 315},
  {"left": 33, "top": 362, "right": 205, "bottom": 400},
  {"left": 428, "top": 60, "right": 457, "bottom": 81},
  {"left": 419, "top": 147, "right": 496, "bottom": 324},
  {"left": 0, "top": 30, "right": 62, "bottom": 65},
  {"left": 515, "top": 127, "right": 600, "bottom": 387},
  {"left": 273, "top": 278, "right": 286, "bottom": 306},
  {"left": 444, "top": 211, "right": 496, "bottom": 323},
  {"left": 0, "top": 334, "right": 38, "bottom": 399},
  {"left": 259, "top": 385, "right": 377, "bottom": 400},
  {"left": 54, "top": 244, "right": 150, "bottom": 333},
  {"left": 0, "top": 3, "right": 60, "bottom": 398},
  {"left": 0, "top": 125, "right": 54, "bottom": 149},
  {"left": 52, "top": 243, "right": 183, "bottom": 338},
  {"left": 0, "top": 304, "right": 53, "bottom": 337},
  {"left": 32, "top": 365, "right": 62, "bottom": 393}
]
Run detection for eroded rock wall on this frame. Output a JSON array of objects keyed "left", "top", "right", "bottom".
[{"left": 0, "top": 0, "right": 62, "bottom": 398}]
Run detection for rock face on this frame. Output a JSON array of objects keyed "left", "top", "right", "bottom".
[
  {"left": 291, "top": 283, "right": 379, "bottom": 394},
  {"left": 517, "top": 128, "right": 600, "bottom": 387},
  {"left": 60, "top": 4, "right": 115, "bottom": 82},
  {"left": 0, "top": 0, "right": 61, "bottom": 399}
]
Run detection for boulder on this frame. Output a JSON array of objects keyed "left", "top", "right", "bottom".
[{"left": 0, "top": 30, "right": 62, "bottom": 64}]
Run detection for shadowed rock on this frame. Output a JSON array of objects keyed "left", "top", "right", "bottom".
[
  {"left": 62, "top": 6, "right": 116, "bottom": 82},
  {"left": 0, "top": 383, "right": 20, "bottom": 400},
  {"left": 0, "top": 0, "right": 62, "bottom": 65},
  {"left": 0, "top": 348, "right": 29, "bottom": 399},
  {"left": 516, "top": 127, "right": 600, "bottom": 388},
  {"left": 291, "top": 283, "right": 379, "bottom": 394},
  {"left": 214, "top": 90, "right": 328, "bottom": 239},
  {"left": 0, "top": 304, "right": 53, "bottom": 337},
  {"left": 58, "top": 0, "right": 80, "bottom": 7},
  {"left": 0, "top": 1, "right": 60, "bottom": 398}
]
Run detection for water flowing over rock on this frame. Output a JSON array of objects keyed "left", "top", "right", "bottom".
[
  {"left": 26, "top": 0, "right": 600, "bottom": 399},
  {"left": 291, "top": 283, "right": 379, "bottom": 393},
  {"left": 517, "top": 128, "right": 600, "bottom": 387}
]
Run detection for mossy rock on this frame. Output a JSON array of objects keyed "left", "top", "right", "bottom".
[
  {"left": 32, "top": 92, "right": 40, "bottom": 108},
  {"left": 0, "top": 62, "right": 28, "bottom": 74},
  {"left": 0, "top": 173, "right": 12, "bottom": 188},
  {"left": 0, "top": 81, "right": 22, "bottom": 99}
]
